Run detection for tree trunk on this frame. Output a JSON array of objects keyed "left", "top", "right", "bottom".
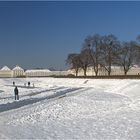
[
  {"left": 95, "top": 69, "right": 98, "bottom": 76},
  {"left": 107, "top": 66, "right": 111, "bottom": 76},
  {"left": 108, "top": 71, "right": 111, "bottom": 76},
  {"left": 75, "top": 69, "right": 78, "bottom": 76},
  {"left": 124, "top": 71, "right": 127, "bottom": 75},
  {"left": 84, "top": 69, "right": 87, "bottom": 76},
  {"left": 108, "top": 50, "right": 112, "bottom": 76},
  {"left": 95, "top": 72, "right": 98, "bottom": 76}
]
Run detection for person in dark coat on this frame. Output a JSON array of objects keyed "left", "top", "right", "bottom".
[
  {"left": 13, "top": 81, "right": 15, "bottom": 86},
  {"left": 14, "top": 86, "right": 19, "bottom": 100},
  {"left": 28, "top": 82, "right": 30, "bottom": 87}
]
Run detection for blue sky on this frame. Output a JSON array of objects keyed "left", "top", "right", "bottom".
[{"left": 0, "top": 1, "right": 140, "bottom": 70}]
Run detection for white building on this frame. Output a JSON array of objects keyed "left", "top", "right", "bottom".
[
  {"left": 69, "top": 66, "right": 140, "bottom": 76},
  {"left": 1, "top": 64, "right": 139, "bottom": 78},
  {"left": 25, "top": 69, "right": 51, "bottom": 77},
  {"left": 0, "top": 65, "right": 71, "bottom": 78},
  {"left": 12, "top": 65, "right": 25, "bottom": 77},
  {"left": 50, "top": 71, "right": 70, "bottom": 76},
  {"left": 25, "top": 69, "right": 70, "bottom": 77},
  {"left": 0, "top": 66, "right": 12, "bottom": 78}
]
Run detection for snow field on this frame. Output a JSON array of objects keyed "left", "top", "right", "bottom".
[{"left": 0, "top": 78, "right": 140, "bottom": 139}]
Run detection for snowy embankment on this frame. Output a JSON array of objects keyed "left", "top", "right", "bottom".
[{"left": 0, "top": 78, "right": 140, "bottom": 139}]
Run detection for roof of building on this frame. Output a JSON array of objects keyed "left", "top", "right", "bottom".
[
  {"left": 1, "top": 66, "right": 11, "bottom": 71},
  {"left": 13, "top": 65, "right": 24, "bottom": 71}
]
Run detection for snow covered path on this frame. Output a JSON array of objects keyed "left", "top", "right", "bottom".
[
  {"left": 0, "top": 86, "right": 83, "bottom": 113},
  {"left": 0, "top": 78, "right": 140, "bottom": 139}
]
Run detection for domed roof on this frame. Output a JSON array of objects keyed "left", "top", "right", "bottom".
[
  {"left": 1, "top": 66, "right": 11, "bottom": 71},
  {"left": 13, "top": 65, "right": 24, "bottom": 71}
]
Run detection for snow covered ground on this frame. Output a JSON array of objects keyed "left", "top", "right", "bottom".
[{"left": 0, "top": 78, "right": 140, "bottom": 139}]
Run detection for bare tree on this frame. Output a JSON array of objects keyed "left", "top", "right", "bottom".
[
  {"left": 118, "top": 41, "right": 138, "bottom": 75},
  {"left": 83, "top": 34, "right": 102, "bottom": 76},
  {"left": 66, "top": 34, "right": 140, "bottom": 77},
  {"left": 100, "top": 34, "right": 120, "bottom": 76},
  {"left": 79, "top": 48, "right": 91, "bottom": 76},
  {"left": 66, "top": 53, "right": 81, "bottom": 76}
]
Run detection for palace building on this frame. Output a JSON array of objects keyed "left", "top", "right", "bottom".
[
  {"left": 0, "top": 66, "right": 12, "bottom": 78},
  {"left": 0, "top": 64, "right": 140, "bottom": 78},
  {"left": 25, "top": 69, "right": 51, "bottom": 77},
  {"left": 0, "top": 65, "right": 70, "bottom": 77},
  {"left": 69, "top": 65, "right": 140, "bottom": 76},
  {"left": 12, "top": 65, "right": 25, "bottom": 77}
]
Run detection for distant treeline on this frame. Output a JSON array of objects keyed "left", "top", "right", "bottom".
[{"left": 66, "top": 34, "right": 140, "bottom": 76}]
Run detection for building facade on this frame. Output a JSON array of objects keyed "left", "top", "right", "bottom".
[
  {"left": 25, "top": 69, "right": 69, "bottom": 77},
  {"left": 69, "top": 66, "right": 140, "bottom": 76},
  {"left": 0, "top": 65, "right": 70, "bottom": 77},
  {"left": 0, "top": 65, "right": 139, "bottom": 78},
  {"left": 12, "top": 65, "right": 25, "bottom": 77},
  {"left": 25, "top": 69, "right": 51, "bottom": 77},
  {"left": 0, "top": 66, "right": 12, "bottom": 78}
]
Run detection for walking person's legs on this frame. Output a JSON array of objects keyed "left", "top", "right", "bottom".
[{"left": 17, "top": 94, "right": 19, "bottom": 100}]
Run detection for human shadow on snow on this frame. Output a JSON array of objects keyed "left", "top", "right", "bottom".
[{"left": 0, "top": 87, "right": 82, "bottom": 113}]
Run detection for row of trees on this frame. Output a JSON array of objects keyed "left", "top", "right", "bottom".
[{"left": 66, "top": 34, "right": 140, "bottom": 76}]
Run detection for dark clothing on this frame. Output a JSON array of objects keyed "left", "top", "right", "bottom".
[
  {"left": 13, "top": 82, "right": 15, "bottom": 86},
  {"left": 14, "top": 87, "right": 19, "bottom": 100},
  {"left": 28, "top": 82, "right": 30, "bottom": 87},
  {"left": 15, "top": 94, "right": 19, "bottom": 100},
  {"left": 14, "top": 87, "right": 18, "bottom": 95}
]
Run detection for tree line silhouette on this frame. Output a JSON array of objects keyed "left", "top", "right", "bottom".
[{"left": 66, "top": 34, "right": 140, "bottom": 76}]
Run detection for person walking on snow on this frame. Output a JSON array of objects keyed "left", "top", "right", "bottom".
[
  {"left": 14, "top": 86, "right": 19, "bottom": 100},
  {"left": 13, "top": 81, "right": 15, "bottom": 86},
  {"left": 28, "top": 82, "right": 30, "bottom": 87}
]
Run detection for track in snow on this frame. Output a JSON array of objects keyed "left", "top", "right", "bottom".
[{"left": 0, "top": 87, "right": 84, "bottom": 113}]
